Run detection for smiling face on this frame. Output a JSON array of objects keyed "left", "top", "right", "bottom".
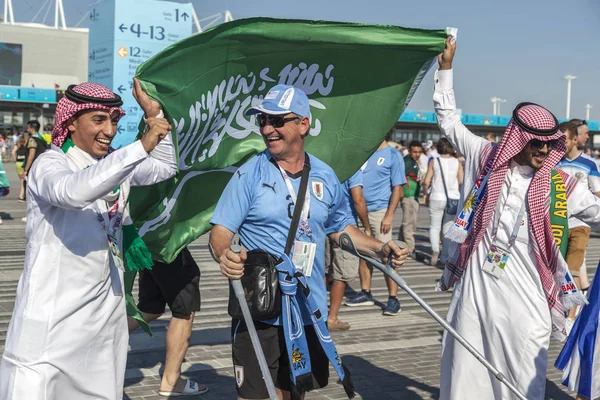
[
  {"left": 67, "top": 109, "right": 119, "bottom": 159},
  {"left": 260, "top": 112, "right": 310, "bottom": 161},
  {"left": 513, "top": 140, "right": 554, "bottom": 170}
]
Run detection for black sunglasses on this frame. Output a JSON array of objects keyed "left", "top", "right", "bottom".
[
  {"left": 529, "top": 139, "right": 558, "bottom": 152},
  {"left": 257, "top": 114, "right": 300, "bottom": 128},
  {"left": 575, "top": 120, "right": 587, "bottom": 128}
]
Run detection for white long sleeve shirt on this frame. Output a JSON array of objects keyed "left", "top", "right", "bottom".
[{"left": 0, "top": 134, "right": 176, "bottom": 400}]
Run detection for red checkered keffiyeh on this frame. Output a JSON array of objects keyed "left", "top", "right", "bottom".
[
  {"left": 440, "top": 103, "right": 580, "bottom": 337},
  {"left": 52, "top": 82, "right": 125, "bottom": 147}
]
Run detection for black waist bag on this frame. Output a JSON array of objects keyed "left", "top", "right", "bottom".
[{"left": 227, "top": 250, "right": 282, "bottom": 321}]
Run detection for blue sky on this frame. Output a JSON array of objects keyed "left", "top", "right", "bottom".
[{"left": 12, "top": 0, "right": 600, "bottom": 119}]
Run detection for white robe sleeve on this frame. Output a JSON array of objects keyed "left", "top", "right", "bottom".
[
  {"left": 29, "top": 141, "right": 149, "bottom": 210},
  {"left": 130, "top": 132, "right": 177, "bottom": 186},
  {"left": 433, "top": 69, "right": 489, "bottom": 159},
  {"left": 568, "top": 180, "right": 600, "bottom": 230}
]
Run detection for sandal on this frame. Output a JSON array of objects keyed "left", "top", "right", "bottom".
[{"left": 158, "top": 379, "right": 208, "bottom": 397}]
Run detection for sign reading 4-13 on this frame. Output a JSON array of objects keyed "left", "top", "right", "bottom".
[{"left": 88, "top": 0, "right": 193, "bottom": 147}]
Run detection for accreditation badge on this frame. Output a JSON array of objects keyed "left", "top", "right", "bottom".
[
  {"left": 292, "top": 240, "right": 317, "bottom": 277},
  {"left": 482, "top": 243, "right": 510, "bottom": 278},
  {"left": 108, "top": 233, "right": 125, "bottom": 271}
]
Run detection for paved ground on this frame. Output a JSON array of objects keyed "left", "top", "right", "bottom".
[{"left": 0, "top": 161, "right": 587, "bottom": 399}]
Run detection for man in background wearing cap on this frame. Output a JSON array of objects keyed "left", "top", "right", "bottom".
[
  {"left": 0, "top": 79, "right": 176, "bottom": 400},
  {"left": 209, "top": 84, "right": 408, "bottom": 399},
  {"left": 435, "top": 38, "right": 600, "bottom": 399},
  {"left": 345, "top": 134, "right": 406, "bottom": 316}
]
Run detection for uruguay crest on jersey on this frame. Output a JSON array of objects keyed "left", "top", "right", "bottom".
[{"left": 312, "top": 180, "right": 324, "bottom": 200}]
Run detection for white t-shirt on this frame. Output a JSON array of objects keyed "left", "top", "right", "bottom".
[
  {"left": 419, "top": 153, "right": 429, "bottom": 175},
  {"left": 430, "top": 156, "right": 460, "bottom": 202}
]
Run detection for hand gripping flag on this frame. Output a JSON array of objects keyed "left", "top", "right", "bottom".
[{"left": 129, "top": 17, "right": 447, "bottom": 262}]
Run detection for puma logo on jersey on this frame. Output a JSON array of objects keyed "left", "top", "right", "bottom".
[
  {"left": 262, "top": 182, "right": 277, "bottom": 193},
  {"left": 237, "top": 170, "right": 246, "bottom": 179}
]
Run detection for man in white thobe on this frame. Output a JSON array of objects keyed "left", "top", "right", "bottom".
[
  {"left": 434, "top": 38, "right": 600, "bottom": 399},
  {"left": 0, "top": 80, "right": 176, "bottom": 400}
]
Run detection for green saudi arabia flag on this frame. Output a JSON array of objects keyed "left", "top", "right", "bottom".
[{"left": 130, "top": 17, "right": 447, "bottom": 263}]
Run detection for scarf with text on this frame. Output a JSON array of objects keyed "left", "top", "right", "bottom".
[{"left": 276, "top": 254, "right": 354, "bottom": 400}]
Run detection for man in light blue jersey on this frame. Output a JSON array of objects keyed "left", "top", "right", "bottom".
[
  {"left": 325, "top": 167, "right": 371, "bottom": 331},
  {"left": 345, "top": 137, "right": 406, "bottom": 315},
  {"left": 209, "top": 84, "right": 408, "bottom": 400},
  {"left": 556, "top": 121, "right": 600, "bottom": 331}
]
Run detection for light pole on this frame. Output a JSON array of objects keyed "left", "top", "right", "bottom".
[
  {"left": 490, "top": 97, "right": 506, "bottom": 116},
  {"left": 585, "top": 104, "right": 593, "bottom": 121},
  {"left": 564, "top": 75, "right": 577, "bottom": 119}
]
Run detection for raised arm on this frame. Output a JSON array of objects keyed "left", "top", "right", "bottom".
[
  {"left": 434, "top": 37, "right": 488, "bottom": 161},
  {"left": 129, "top": 78, "right": 177, "bottom": 186},
  {"left": 29, "top": 142, "right": 150, "bottom": 209},
  {"left": 131, "top": 129, "right": 176, "bottom": 186}
]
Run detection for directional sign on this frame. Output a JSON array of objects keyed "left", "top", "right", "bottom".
[
  {"left": 0, "top": 86, "right": 57, "bottom": 103},
  {"left": 88, "top": 0, "right": 193, "bottom": 148}
]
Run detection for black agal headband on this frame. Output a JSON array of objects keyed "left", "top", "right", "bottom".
[
  {"left": 512, "top": 102, "right": 559, "bottom": 136},
  {"left": 65, "top": 84, "right": 123, "bottom": 107}
]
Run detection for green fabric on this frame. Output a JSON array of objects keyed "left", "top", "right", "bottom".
[
  {"left": 403, "top": 155, "right": 420, "bottom": 198},
  {"left": 129, "top": 17, "right": 447, "bottom": 263},
  {"left": 61, "top": 137, "right": 76, "bottom": 152},
  {"left": 122, "top": 224, "right": 154, "bottom": 272},
  {"left": 0, "top": 156, "right": 9, "bottom": 195},
  {"left": 550, "top": 169, "right": 568, "bottom": 259}
]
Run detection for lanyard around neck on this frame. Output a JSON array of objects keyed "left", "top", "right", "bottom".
[
  {"left": 272, "top": 154, "right": 312, "bottom": 256},
  {"left": 492, "top": 200, "right": 527, "bottom": 248},
  {"left": 277, "top": 163, "right": 311, "bottom": 223}
]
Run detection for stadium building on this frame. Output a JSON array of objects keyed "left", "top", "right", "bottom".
[{"left": 0, "top": 21, "right": 87, "bottom": 134}]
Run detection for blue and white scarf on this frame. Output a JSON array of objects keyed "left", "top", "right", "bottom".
[
  {"left": 276, "top": 254, "right": 355, "bottom": 399},
  {"left": 445, "top": 156, "right": 493, "bottom": 243}
]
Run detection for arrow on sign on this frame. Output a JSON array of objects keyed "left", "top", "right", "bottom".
[
  {"left": 119, "top": 23, "right": 127, "bottom": 33},
  {"left": 117, "top": 47, "right": 128, "bottom": 58},
  {"left": 117, "top": 125, "right": 124, "bottom": 134},
  {"left": 117, "top": 85, "right": 126, "bottom": 94},
  {"left": 181, "top": 12, "right": 189, "bottom": 21}
]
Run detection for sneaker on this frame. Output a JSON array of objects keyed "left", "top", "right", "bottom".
[
  {"left": 345, "top": 291, "right": 375, "bottom": 307},
  {"left": 382, "top": 297, "right": 401, "bottom": 316}
]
